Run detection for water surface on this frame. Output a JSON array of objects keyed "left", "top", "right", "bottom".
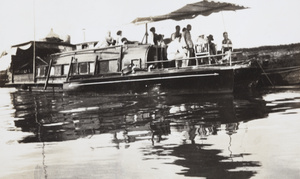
[{"left": 0, "top": 87, "right": 299, "bottom": 179}]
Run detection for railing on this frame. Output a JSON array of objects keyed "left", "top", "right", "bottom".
[
  {"left": 144, "top": 44, "right": 246, "bottom": 69},
  {"left": 145, "top": 52, "right": 241, "bottom": 68},
  {"left": 11, "top": 74, "right": 34, "bottom": 83},
  {"left": 51, "top": 45, "right": 124, "bottom": 57}
]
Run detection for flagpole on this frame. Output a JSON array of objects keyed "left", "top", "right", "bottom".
[{"left": 33, "top": 0, "right": 36, "bottom": 83}]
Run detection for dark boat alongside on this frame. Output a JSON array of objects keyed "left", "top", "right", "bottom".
[
  {"left": 258, "top": 66, "right": 300, "bottom": 87},
  {"left": 0, "top": 70, "right": 8, "bottom": 87},
  {"left": 232, "top": 61, "right": 262, "bottom": 89}
]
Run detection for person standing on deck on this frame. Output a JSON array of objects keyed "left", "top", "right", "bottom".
[
  {"left": 207, "top": 34, "right": 216, "bottom": 55},
  {"left": 183, "top": 24, "right": 195, "bottom": 66},
  {"left": 221, "top": 32, "right": 233, "bottom": 53},
  {"left": 171, "top": 25, "right": 181, "bottom": 41},
  {"left": 221, "top": 32, "right": 233, "bottom": 63},
  {"left": 167, "top": 37, "right": 187, "bottom": 68},
  {"left": 115, "top": 30, "right": 123, "bottom": 45},
  {"left": 207, "top": 34, "right": 218, "bottom": 63},
  {"left": 195, "top": 34, "right": 208, "bottom": 53},
  {"left": 149, "top": 27, "right": 159, "bottom": 45}
]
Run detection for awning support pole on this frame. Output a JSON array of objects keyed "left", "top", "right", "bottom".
[
  {"left": 141, "top": 23, "right": 148, "bottom": 44},
  {"left": 44, "top": 58, "right": 53, "bottom": 90},
  {"left": 66, "top": 57, "right": 74, "bottom": 82},
  {"left": 145, "top": 23, "right": 148, "bottom": 44}
]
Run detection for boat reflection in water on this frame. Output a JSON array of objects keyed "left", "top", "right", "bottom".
[{"left": 11, "top": 90, "right": 269, "bottom": 178}]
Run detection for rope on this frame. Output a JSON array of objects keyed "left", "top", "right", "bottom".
[
  {"left": 263, "top": 66, "right": 300, "bottom": 74},
  {"left": 257, "top": 61, "right": 274, "bottom": 87}
]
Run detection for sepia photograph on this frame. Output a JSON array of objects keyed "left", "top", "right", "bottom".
[{"left": 0, "top": 0, "right": 300, "bottom": 178}]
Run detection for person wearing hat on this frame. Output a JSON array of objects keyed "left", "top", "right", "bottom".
[
  {"left": 207, "top": 34, "right": 216, "bottom": 55},
  {"left": 195, "top": 34, "right": 207, "bottom": 53},
  {"left": 221, "top": 32, "right": 233, "bottom": 53}
]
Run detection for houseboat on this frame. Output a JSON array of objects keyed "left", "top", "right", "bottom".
[
  {"left": 53, "top": 43, "right": 235, "bottom": 94},
  {"left": 5, "top": 1, "right": 261, "bottom": 94},
  {"left": 5, "top": 39, "right": 235, "bottom": 94}
]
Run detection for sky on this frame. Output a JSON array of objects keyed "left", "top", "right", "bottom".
[{"left": 0, "top": 0, "right": 300, "bottom": 52}]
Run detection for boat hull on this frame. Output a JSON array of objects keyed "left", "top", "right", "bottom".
[
  {"left": 63, "top": 68, "right": 234, "bottom": 95},
  {"left": 0, "top": 71, "right": 8, "bottom": 87},
  {"left": 258, "top": 66, "right": 300, "bottom": 87},
  {"left": 233, "top": 66, "right": 262, "bottom": 89}
]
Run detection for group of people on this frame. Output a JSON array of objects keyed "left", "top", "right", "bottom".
[
  {"left": 167, "top": 24, "right": 195, "bottom": 67},
  {"left": 196, "top": 31, "right": 233, "bottom": 54},
  {"left": 95, "top": 26, "right": 233, "bottom": 67},
  {"left": 95, "top": 30, "right": 134, "bottom": 48},
  {"left": 149, "top": 24, "right": 233, "bottom": 67}
]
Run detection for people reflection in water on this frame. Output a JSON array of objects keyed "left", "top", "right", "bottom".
[
  {"left": 225, "top": 122, "right": 239, "bottom": 135},
  {"left": 150, "top": 119, "right": 171, "bottom": 145},
  {"left": 123, "top": 129, "right": 133, "bottom": 143},
  {"left": 112, "top": 130, "right": 134, "bottom": 149},
  {"left": 181, "top": 121, "right": 197, "bottom": 144},
  {"left": 196, "top": 124, "right": 219, "bottom": 138}
]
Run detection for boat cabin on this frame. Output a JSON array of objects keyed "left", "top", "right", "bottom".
[
  {"left": 47, "top": 44, "right": 166, "bottom": 80},
  {"left": 7, "top": 41, "right": 75, "bottom": 86}
]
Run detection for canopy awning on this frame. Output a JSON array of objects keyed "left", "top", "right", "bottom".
[{"left": 132, "top": 1, "right": 247, "bottom": 24}]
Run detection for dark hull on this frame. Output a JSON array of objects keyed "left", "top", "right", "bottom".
[
  {"left": 0, "top": 80, "right": 8, "bottom": 87},
  {"left": 63, "top": 68, "right": 234, "bottom": 95},
  {"left": 233, "top": 66, "right": 262, "bottom": 89},
  {"left": 6, "top": 43, "right": 255, "bottom": 93},
  {"left": 5, "top": 83, "right": 63, "bottom": 92},
  {"left": 258, "top": 66, "right": 300, "bottom": 87},
  {"left": 0, "top": 71, "right": 8, "bottom": 87}
]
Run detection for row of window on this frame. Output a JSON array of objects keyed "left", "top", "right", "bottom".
[
  {"left": 37, "top": 62, "right": 95, "bottom": 77},
  {"left": 37, "top": 60, "right": 117, "bottom": 77}
]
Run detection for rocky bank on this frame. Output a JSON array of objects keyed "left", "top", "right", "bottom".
[{"left": 236, "top": 43, "right": 300, "bottom": 68}]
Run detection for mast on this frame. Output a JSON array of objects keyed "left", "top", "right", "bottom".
[{"left": 33, "top": 0, "right": 36, "bottom": 82}]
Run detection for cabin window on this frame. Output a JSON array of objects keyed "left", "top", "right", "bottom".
[
  {"left": 37, "top": 66, "right": 46, "bottom": 77},
  {"left": 76, "top": 45, "right": 82, "bottom": 50},
  {"left": 63, "top": 65, "right": 69, "bottom": 75},
  {"left": 98, "top": 59, "right": 118, "bottom": 73},
  {"left": 79, "top": 62, "right": 88, "bottom": 74},
  {"left": 99, "top": 61, "right": 109, "bottom": 73},
  {"left": 37, "top": 68, "right": 41, "bottom": 76},
  {"left": 45, "top": 67, "right": 49, "bottom": 76},
  {"left": 50, "top": 67, "right": 55, "bottom": 76},
  {"left": 54, "top": 66, "right": 62, "bottom": 76},
  {"left": 82, "top": 44, "right": 88, "bottom": 49},
  {"left": 49, "top": 66, "right": 63, "bottom": 76},
  {"left": 89, "top": 62, "right": 94, "bottom": 74},
  {"left": 109, "top": 60, "right": 118, "bottom": 72},
  {"left": 71, "top": 63, "right": 78, "bottom": 75}
]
